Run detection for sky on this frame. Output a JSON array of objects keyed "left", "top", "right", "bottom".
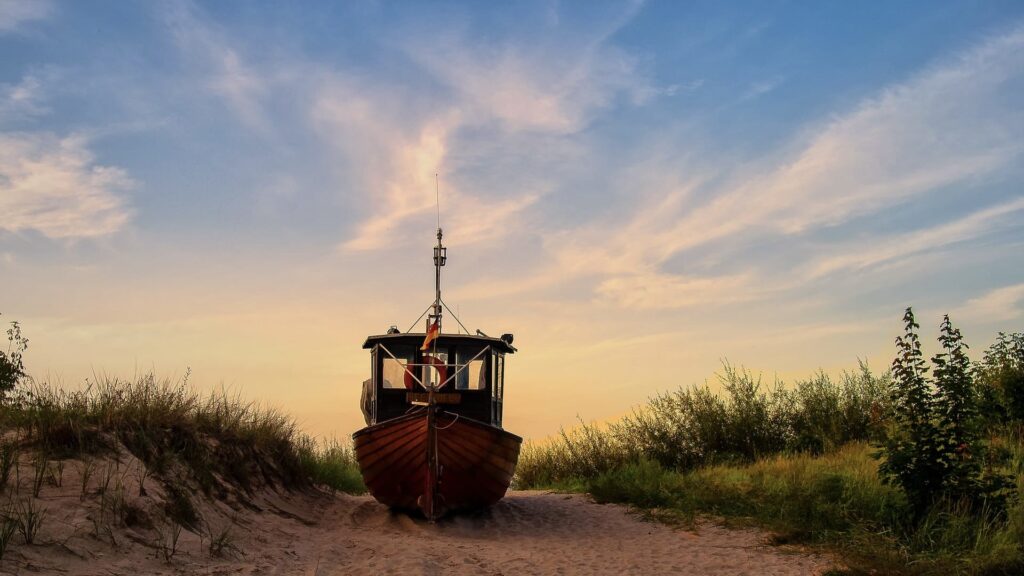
[{"left": 2, "top": 0, "right": 1024, "bottom": 442}]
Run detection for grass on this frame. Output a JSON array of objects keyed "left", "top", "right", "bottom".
[
  {"left": 577, "top": 445, "right": 1024, "bottom": 575},
  {"left": 516, "top": 362, "right": 890, "bottom": 487},
  {"left": 0, "top": 374, "right": 364, "bottom": 496},
  {"left": 514, "top": 365, "right": 1024, "bottom": 576},
  {"left": 296, "top": 437, "right": 365, "bottom": 495}
]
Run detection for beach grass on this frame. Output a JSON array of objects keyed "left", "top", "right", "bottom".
[{"left": 0, "top": 374, "right": 365, "bottom": 495}]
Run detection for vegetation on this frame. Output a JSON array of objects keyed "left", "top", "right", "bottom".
[
  {"left": 0, "top": 313, "right": 364, "bottom": 563},
  {"left": 296, "top": 437, "right": 366, "bottom": 495},
  {"left": 879, "top": 310, "right": 1011, "bottom": 518},
  {"left": 2, "top": 306, "right": 1021, "bottom": 572},
  {"left": 517, "top": 310, "right": 1024, "bottom": 575},
  {"left": 0, "top": 314, "right": 28, "bottom": 401},
  {"left": 517, "top": 362, "right": 890, "bottom": 487},
  {"left": 0, "top": 375, "right": 364, "bottom": 496}
]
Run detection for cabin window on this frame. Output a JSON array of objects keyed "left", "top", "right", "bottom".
[
  {"left": 380, "top": 344, "right": 415, "bottom": 389},
  {"left": 454, "top": 348, "right": 486, "bottom": 390},
  {"left": 456, "top": 354, "right": 487, "bottom": 389},
  {"left": 381, "top": 357, "right": 408, "bottom": 389},
  {"left": 492, "top": 353, "right": 505, "bottom": 425}
]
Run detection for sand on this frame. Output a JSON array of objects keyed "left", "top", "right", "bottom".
[{"left": 2, "top": 455, "right": 834, "bottom": 576}]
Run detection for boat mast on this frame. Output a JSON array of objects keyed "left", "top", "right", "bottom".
[
  {"left": 424, "top": 176, "right": 446, "bottom": 521},
  {"left": 429, "top": 227, "right": 445, "bottom": 336}
]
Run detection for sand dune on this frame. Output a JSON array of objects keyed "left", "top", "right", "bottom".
[{"left": 5, "top": 476, "right": 832, "bottom": 575}]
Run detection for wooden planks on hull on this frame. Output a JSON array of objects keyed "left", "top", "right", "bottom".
[
  {"left": 352, "top": 410, "right": 522, "bottom": 517},
  {"left": 353, "top": 412, "right": 428, "bottom": 509}
]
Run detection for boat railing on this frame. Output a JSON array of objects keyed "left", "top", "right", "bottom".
[{"left": 377, "top": 343, "right": 490, "bottom": 391}]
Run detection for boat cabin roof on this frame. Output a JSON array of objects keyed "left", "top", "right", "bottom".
[{"left": 362, "top": 333, "right": 516, "bottom": 354}]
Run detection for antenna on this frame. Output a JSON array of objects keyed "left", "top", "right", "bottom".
[{"left": 435, "top": 172, "right": 440, "bottom": 230}]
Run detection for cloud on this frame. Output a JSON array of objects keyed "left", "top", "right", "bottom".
[
  {"left": 741, "top": 76, "right": 784, "bottom": 100},
  {"left": 311, "top": 78, "right": 541, "bottom": 252},
  {"left": 162, "top": 1, "right": 269, "bottom": 131},
  {"left": 655, "top": 26, "right": 1024, "bottom": 254},
  {"left": 953, "top": 283, "right": 1024, "bottom": 322},
  {"left": 0, "top": 0, "right": 53, "bottom": 33},
  {"left": 0, "top": 75, "right": 47, "bottom": 121},
  {"left": 479, "top": 26, "right": 1024, "bottom": 310},
  {"left": 0, "top": 133, "right": 132, "bottom": 239},
  {"left": 319, "top": 5, "right": 653, "bottom": 252},
  {"left": 808, "top": 196, "right": 1024, "bottom": 278},
  {"left": 595, "top": 272, "right": 754, "bottom": 310},
  {"left": 407, "top": 29, "right": 656, "bottom": 134},
  {"left": 155, "top": 2, "right": 660, "bottom": 252}
]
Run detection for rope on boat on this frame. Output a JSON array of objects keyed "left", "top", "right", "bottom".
[
  {"left": 434, "top": 412, "right": 459, "bottom": 430},
  {"left": 439, "top": 298, "right": 470, "bottom": 335}
]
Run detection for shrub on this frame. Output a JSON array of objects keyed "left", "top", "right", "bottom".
[
  {"left": 516, "top": 361, "right": 891, "bottom": 487},
  {"left": 0, "top": 314, "right": 28, "bottom": 401},
  {"left": 878, "top": 308, "right": 1012, "bottom": 516},
  {"left": 977, "top": 332, "right": 1024, "bottom": 426}
]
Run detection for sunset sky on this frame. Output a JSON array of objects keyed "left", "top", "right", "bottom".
[{"left": 2, "top": 0, "right": 1024, "bottom": 441}]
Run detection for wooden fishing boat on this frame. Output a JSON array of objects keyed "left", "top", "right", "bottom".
[{"left": 352, "top": 228, "right": 521, "bottom": 520}]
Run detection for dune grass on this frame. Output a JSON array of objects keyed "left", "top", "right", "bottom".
[
  {"left": 296, "top": 437, "right": 365, "bottom": 495},
  {"left": 516, "top": 363, "right": 890, "bottom": 487},
  {"left": 0, "top": 374, "right": 364, "bottom": 495}
]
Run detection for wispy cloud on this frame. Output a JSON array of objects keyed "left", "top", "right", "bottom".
[
  {"left": 478, "top": 25, "right": 1024, "bottom": 310},
  {"left": 311, "top": 79, "right": 542, "bottom": 252},
  {"left": 659, "top": 26, "right": 1024, "bottom": 251},
  {"left": 0, "top": 74, "right": 47, "bottom": 121},
  {"left": 741, "top": 75, "right": 784, "bottom": 100},
  {"left": 0, "top": 0, "right": 53, "bottom": 33},
  {"left": 321, "top": 5, "right": 654, "bottom": 252},
  {"left": 162, "top": 1, "right": 269, "bottom": 132},
  {"left": 407, "top": 25, "right": 656, "bottom": 134},
  {"left": 0, "top": 133, "right": 132, "bottom": 239},
  {"left": 595, "top": 272, "right": 755, "bottom": 310},
  {"left": 808, "top": 196, "right": 1024, "bottom": 278},
  {"left": 953, "top": 283, "right": 1024, "bottom": 322}
]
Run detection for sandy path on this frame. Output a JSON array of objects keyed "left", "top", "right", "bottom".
[
  {"left": 238, "top": 491, "right": 831, "bottom": 576},
  {"left": 6, "top": 487, "right": 833, "bottom": 575}
]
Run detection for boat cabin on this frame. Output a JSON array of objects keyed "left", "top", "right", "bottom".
[{"left": 360, "top": 332, "right": 515, "bottom": 428}]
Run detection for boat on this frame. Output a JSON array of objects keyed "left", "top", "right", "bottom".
[{"left": 352, "top": 227, "right": 521, "bottom": 520}]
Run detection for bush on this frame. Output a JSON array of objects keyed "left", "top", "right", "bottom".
[
  {"left": 516, "top": 361, "right": 891, "bottom": 488},
  {"left": 977, "top": 332, "right": 1024, "bottom": 426},
  {"left": 878, "top": 308, "right": 1013, "bottom": 516},
  {"left": 0, "top": 314, "right": 28, "bottom": 401}
]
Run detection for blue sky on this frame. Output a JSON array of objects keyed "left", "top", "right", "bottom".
[{"left": 2, "top": 0, "right": 1024, "bottom": 440}]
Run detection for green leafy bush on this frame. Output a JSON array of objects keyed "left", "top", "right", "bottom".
[
  {"left": 0, "top": 314, "right": 28, "bottom": 401},
  {"left": 977, "top": 332, "right": 1024, "bottom": 425},
  {"left": 878, "top": 308, "right": 1012, "bottom": 516}
]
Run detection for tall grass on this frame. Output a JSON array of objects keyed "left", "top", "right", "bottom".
[
  {"left": 517, "top": 362, "right": 890, "bottom": 487},
  {"left": 0, "top": 374, "right": 363, "bottom": 495},
  {"left": 296, "top": 437, "right": 365, "bottom": 495}
]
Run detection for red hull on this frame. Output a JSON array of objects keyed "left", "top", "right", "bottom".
[{"left": 353, "top": 410, "right": 522, "bottom": 518}]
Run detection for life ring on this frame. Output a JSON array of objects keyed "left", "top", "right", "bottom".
[{"left": 404, "top": 355, "right": 448, "bottom": 390}]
